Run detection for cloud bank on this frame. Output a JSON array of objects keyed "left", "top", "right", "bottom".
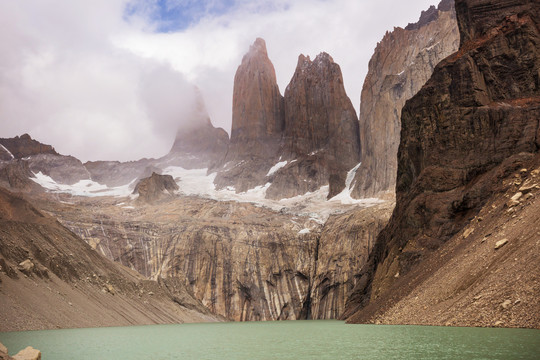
[{"left": 0, "top": 0, "right": 437, "bottom": 162}]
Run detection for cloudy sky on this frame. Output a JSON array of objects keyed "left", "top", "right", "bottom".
[{"left": 0, "top": 0, "right": 438, "bottom": 162}]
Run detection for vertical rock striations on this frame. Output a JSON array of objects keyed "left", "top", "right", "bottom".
[
  {"left": 213, "top": 38, "right": 284, "bottom": 192},
  {"left": 214, "top": 39, "right": 360, "bottom": 199},
  {"left": 351, "top": 0, "right": 459, "bottom": 198},
  {"left": 345, "top": 0, "right": 540, "bottom": 322},
  {"left": 267, "top": 53, "right": 361, "bottom": 199}
]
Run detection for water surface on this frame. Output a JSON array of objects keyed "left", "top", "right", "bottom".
[{"left": 1, "top": 320, "right": 538, "bottom": 359}]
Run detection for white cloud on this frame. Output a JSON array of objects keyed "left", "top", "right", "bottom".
[{"left": 0, "top": 0, "right": 439, "bottom": 162}]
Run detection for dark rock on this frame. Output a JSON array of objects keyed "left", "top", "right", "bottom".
[
  {"left": 133, "top": 172, "right": 179, "bottom": 203},
  {"left": 345, "top": 0, "right": 540, "bottom": 320},
  {"left": 0, "top": 134, "right": 57, "bottom": 160}
]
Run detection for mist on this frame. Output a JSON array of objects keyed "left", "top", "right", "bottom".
[{"left": 0, "top": 0, "right": 438, "bottom": 162}]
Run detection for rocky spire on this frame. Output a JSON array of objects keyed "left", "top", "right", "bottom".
[
  {"left": 266, "top": 52, "right": 360, "bottom": 199},
  {"left": 228, "top": 37, "right": 285, "bottom": 160},
  {"left": 213, "top": 38, "right": 285, "bottom": 192},
  {"left": 167, "top": 88, "right": 229, "bottom": 168}
]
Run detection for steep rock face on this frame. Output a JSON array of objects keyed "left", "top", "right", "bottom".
[
  {"left": 26, "top": 154, "right": 90, "bottom": 185},
  {"left": 0, "top": 134, "right": 57, "bottom": 159},
  {"left": 267, "top": 53, "right": 361, "bottom": 199},
  {"left": 0, "top": 135, "right": 91, "bottom": 186},
  {"left": 133, "top": 172, "right": 179, "bottom": 203},
  {"left": 42, "top": 195, "right": 391, "bottom": 322},
  {"left": 0, "top": 161, "right": 40, "bottom": 191},
  {"left": 165, "top": 90, "right": 229, "bottom": 168},
  {"left": 345, "top": 0, "right": 540, "bottom": 324},
  {"left": 351, "top": 0, "right": 459, "bottom": 198},
  {"left": 213, "top": 38, "right": 284, "bottom": 192},
  {"left": 310, "top": 202, "right": 392, "bottom": 319},
  {"left": 0, "top": 187, "right": 217, "bottom": 331}
]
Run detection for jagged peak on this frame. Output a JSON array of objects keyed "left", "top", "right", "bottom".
[
  {"left": 242, "top": 37, "right": 269, "bottom": 63},
  {"left": 296, "top": 52, "right": 334, "bottom": 69}
]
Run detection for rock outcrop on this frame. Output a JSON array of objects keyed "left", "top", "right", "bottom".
[
  {"left": 266, "top": 53, "right": 361, "bottom": 199},
  {"left": 213, "top": 38, "right": 284, "bottom": 192},
  {"left": 351, "top": 0, "right": 459, "bottom": 198},
  {"left": 345, "top": 0, "right": 540, "bottom": 328},
  {"left": 0, "top": 134, "right": 57, "bottom": 160},
  {"left": 0, "top": 186, "right": 217, "bottom": 331},
  {"left": 133, "top": 172, "right": 179, "bottom": 203}
]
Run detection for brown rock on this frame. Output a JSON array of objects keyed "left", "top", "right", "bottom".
[
  {"left": 267, "top": 52, "right": 361, "bottom": 199},
  {"left": 133, "top": 172, "right": 179, "bottom": 203},
  {"left": 0, "top": 134, "right": 57, "bottom": 160},
  {"left": 351, "top": 1, "right": 459, "bottom": 198},
  {"left": 213, "top": 38, "right": 284, "bottom": 192},
  {"left": 345, "top": 0, "right": 540, "bottom": 322}
]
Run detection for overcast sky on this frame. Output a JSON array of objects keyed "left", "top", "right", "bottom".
[{"left": 0, "top": 0, "right": 438, "bottom": 162}]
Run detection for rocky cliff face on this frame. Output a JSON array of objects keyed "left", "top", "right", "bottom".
[
  {"left": 0, "top": 134, "right": 58, "bottom": 159},
  {"left": 213, "top": 38, "right": 284, "bottom": 192},
  {"left": 266, "top": 53, "right": 361, "bottom": 199},
  {"left": 351, "top": 0, "right": 459, "bottom": 198},
  {"left": 345, "top": 0, "right": 540, "bottom": 327},
  {"left": 0, "top": 186, "right": 217, "bottom": 331},
  {"left": 215, "top": 39, "right": 360, "bottom": 199},
  {"left": 41, "top": 194, "right": 391, "bottom": 322},
  {"left": 165, "top": 89, "right": 229, "bottom": 168}
]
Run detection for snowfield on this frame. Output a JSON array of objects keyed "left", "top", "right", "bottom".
[{"left": 31, "top": 163, "right": 384, "bottom": 222}]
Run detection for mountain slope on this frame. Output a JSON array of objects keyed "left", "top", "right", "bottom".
[
  {"left": 0, "top": 187, "right": 217, "bottom": 331},
  {"left": 345, "top": 0, "right": 540, "bottom": 328}
]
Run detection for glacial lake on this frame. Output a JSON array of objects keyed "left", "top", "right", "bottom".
[{"left": 1, "top": 320, "right": 539, "bottom": 359}]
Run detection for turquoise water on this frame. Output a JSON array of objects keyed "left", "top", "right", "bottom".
[{"left": 1, "top": 320, "right": 539, "bottom": 359}]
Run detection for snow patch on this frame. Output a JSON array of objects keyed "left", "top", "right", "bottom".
[
  {"left": 266, "top": 161, "right": 288, "bottom": 176},
  {"left": 298, "top": 228, "right": 310, "bottom": 234},
  {"left": 31, "top": 172, "right": 136, "bottom": 197}
]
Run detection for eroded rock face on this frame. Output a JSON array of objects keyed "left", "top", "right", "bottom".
[
  {"left": 345, "top": 0, "right": 540, "bottom": 322},
  {"left": 267, "top": 53, "right": 361, "bottom": 199},
  {"left": 43, "top": 195, "right": 392, "bottom": 322},
  {"left": 213, "top": 38, "right": 284, "bottom": 192},
  {"left": 133, "top": 172, "right": 179, "bottom": 203},
  {"left": 351, "top": 0, "right": 459, "bottom": 198},
  {"left": 0, "top": 134, "right": 57, "bottom": 159}
]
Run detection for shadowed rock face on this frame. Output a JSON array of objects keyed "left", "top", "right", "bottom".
[
  {"left": 266, "top": 53, "right": 360, "bottom": 200},
  {"left": 351, "top": 0, "right": 459, "bottom": 198},
  {"left": 345, "top": 0, "right": 540, "bottom": 322}
]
